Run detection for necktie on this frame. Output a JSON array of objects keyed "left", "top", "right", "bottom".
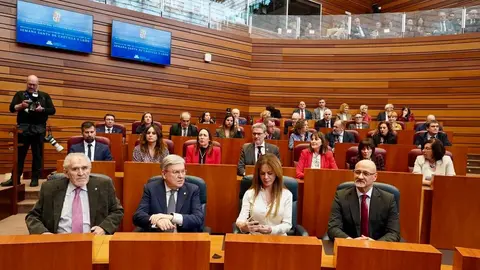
[
  {"left": 71, "top": 188, "right": 83, "bottom": 233},
  {"left": 107, "top": 128, "right": 111, "bottom": 133},
  {"left": 257, "top": 146, "right": 263, "bottom": 161},
  {"left": 357, "top": 124, "right": 361, "bottom": 129},
  {"left": 326, "top": 121, "right": 330, "bottom": 128},
  {"left": 167, "top": 189, "right": 176, "bottom": 214},
  {"left": 183, "top": 128, "right": 187, "bottom": 137},
  {"left": 361, "top": 194, "right": 369, "bottom": 237},
  {"left": 442, "top": 21, "right": 446, "bottom": 32},
  {"left": 87, "top": 144, "right": 92, "bottom": 161},
  {"left": 300, "top": 110, "right": 304, "bottom": 119}
]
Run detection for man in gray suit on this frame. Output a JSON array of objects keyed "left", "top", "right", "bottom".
[
  {"left": 433, "top": 11, "right": 455, "bottom": 35},
  {"left": 265, "top": 118, "right": 281, "bottom": 140},
  {"left": 327, "top": 160, "right": 400, "bottom": 242},
  {"left": 313, "top": 99, "right": 329, "bottom": 120},
  {"left": 237, "top": 123, "right": 280, "bottom": 176},
  {"left": 347, "top": 114, "right": 370, "bottom": 129},
  {"left": 26, "top": 153, "right": 124, "bottom": 235}
]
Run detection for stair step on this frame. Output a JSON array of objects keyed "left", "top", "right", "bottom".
[{"left": 17, "top": 199, "right": 36, "bottom": 214}]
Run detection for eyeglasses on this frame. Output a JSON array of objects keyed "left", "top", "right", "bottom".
[
  {"left": 252, "top": 132, "right": 264, "bottom": 136},
  {"left": 167, "top": 170, "right": 187, "bottom": 177},
  {"left": 353, "top": 170, "right": 376, "bottom": 177},
  {"left": 355, "top": 116, "right": 363, "bottom": 119}
]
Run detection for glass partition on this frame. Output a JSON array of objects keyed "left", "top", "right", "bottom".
[
  {"left": 163, "top": 0, "right": 209, "bottom": 27},
  {"left": 298, "top": 15, "right": 322, "bottom": 39},
  {"left": 349, "top": 13, "right": 403, "bottom": 39},
  {"left": 321, "top": 15, "right": 349, "bottom": 40},
  {"left": 209, "top": 0, "right": 249, "bottom": 36},
  {"left": 250, "top": 15, "right": 288, "bottom": 38},
  {"left": 465, "top": 6, "right": 480, "bottom": 33},
  {"left": 406, "top": 7, "right": 463, "bottom": 37}
]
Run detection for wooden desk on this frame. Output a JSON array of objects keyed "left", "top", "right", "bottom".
[
  {"left": 453, "top": 247, "right": 480, "bottom": 270},
  {"left": 126, "top": 134, "right": 140, "bottom": 161},
  {"left": 109, "top": 233, "right": 210, "bottom": 270},
  {"left": 334, "top": 239, "right": 442, "bottom": 270},
  {"left": 430, "top": 175, "right": 480, "bottom": 249},
  {"left": 97, "top": 133, "right": 124, "bottom": 171},
  {"left": 266, "top": 139, "right": 291, "bottom": 166},
  {"left": 224, "top": 234, "right": 322, "bottom": 270},
  {"left": 215, "top": 138, "right": 247, "bottom": 164},
  {"left": 171, "top": 136, "right": 197, "bottom": 156},
  {"left": 0, "top": 234, "right": 93, "bottom": 270},
  {"left": 332, "top": 143, "right": 357, "bottom": 169}
]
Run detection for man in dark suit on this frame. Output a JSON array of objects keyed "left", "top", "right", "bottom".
[
  {"left": 96, "top": 114, "right": 123, "bottom": 134},
  {"left": 414, "top": 120, "right": 451, "bottom": 148},
  {"left": 231, "top": 108, "right": 248, "bottom": 125},
  {"left": 266, "top": 105, "right": 282, "bottom": 119},
  {"left": 325, "top": 120, "right": 356, "bottom": 149},
  {"left": 465, "top": 9, "right": 478, "bottom": 33},
  {"left": 169, "top": 112, "right": 199, "bottom": 139},
  {"left": 25, "top": 153, "right": 124, "bottom": 234},
  {"left": 376, "top": 104, "right": 394, "bottom": 121},
  {"left": 415, "top": 115, "right": 444, "bottom": 132},
  {"left": 351, "top": 17, "right": 368, "bottom": 39},
  {"left": 265, "top": 118, "right": 281, "bottom": 140},
  {"left": 237, "top": 123, "right": 281, "bottom": 176},
  {"left": 133, "top": 154, "right": 203, "bottom": 232},
  {"left": 347, "top": 114, "right": 370, "bottom": 129},
  {"left": 433, "top": 11, "right": 455, "bottom": 35},
  {"left": 68, "top": 121, "right": 113, "bottom": 161},
  {"left": 315, "top": 109, "right": 335, "bottom": 130},
  {"left": 327, "top": 160, "right": 400, "bottom": 242},
  {"left": 293, "top": 101, "right": 312, "bottom": 120},
  {"left": 284, "top": 112, "right": 300, "bottom": 135}
]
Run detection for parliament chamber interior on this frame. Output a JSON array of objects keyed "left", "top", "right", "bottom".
[{"left": 1, "top": 0, "right": 480, "bottom": 269}]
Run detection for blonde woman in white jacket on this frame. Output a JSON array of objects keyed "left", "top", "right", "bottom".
[{"left": 413, "top": 138, "right": 455, "bottom": 186}]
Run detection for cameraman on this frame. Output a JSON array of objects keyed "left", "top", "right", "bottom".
[{"left": 2, "top": 75, "right": 56, "bottom": 187}]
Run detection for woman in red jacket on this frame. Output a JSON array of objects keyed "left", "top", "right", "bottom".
[
  {"left": 185, "top": 128, "right": 221, "bottom": 164},
  {"left": 296, "top": 132, "right": 337, "bottom": 179}
]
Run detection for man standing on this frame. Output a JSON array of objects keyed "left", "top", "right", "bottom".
[
  {"left": 68, "top": 121, "right": 113, "bottom": 161},
  {"left": 325, "top": 120, "right": 355, "bottom": 149},
  {"left": 347, "top": 114, "right": 369, "bottom": 129},
  {"left": 414, "top": 120, "right": 451, "bottom": 148},
  {"left": 96, "top": 114, "right": 123, "bottom": 134},
  {"left": 25, "top": 153, "right": 124, "bottom": 234},
  {"left": 293, "top": 101, "right": 312, "bottom": 120},
  {"left": 169, "top": 112, "right": 199, "bottom": 139},
  {"left": 327, "top": 160, "right": 400, "bottom": 241},
  {"left": 2, "top": 75, "right": 56, "bottom": 187},
  {"left": 314, "top": 109, "right": 335, "bottom": 130},
  {"left": 237, "top": 123, "right": 280, "bottom": 176},
  {"left": 313, "top": 99, "right": 329, "bottom": 120}
]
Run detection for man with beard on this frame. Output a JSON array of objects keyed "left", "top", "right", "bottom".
[
  {"left": 68, "top": 121, "right": 113, "bottom": 161},
  {"left": 327, "top": 160, "right": 400, "bottom": 242},
  {"left": 325, "top": 120, "right": 355, "bottom": 149}
]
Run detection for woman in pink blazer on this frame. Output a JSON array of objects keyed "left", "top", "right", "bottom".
[
  {"left": 296, "top": 132, "right": 338, "bottom": 179},
  {"left": 185, "top": 128, "right": 221, "bottom": 164}
]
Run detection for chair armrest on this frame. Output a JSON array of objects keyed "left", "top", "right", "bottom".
[{"left": 295, "top": 225, "right": 309, "bottom": 236}]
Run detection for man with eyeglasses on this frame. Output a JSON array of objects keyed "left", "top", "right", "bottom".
[
  {"left": 414, "top": 120, "right": 451, "bottom": 149},
  {"left": 325, "top": 120, "right": 355, "bottom": 149},
  {"left": 327, "top": 160, "right": 400, "bottom": 242},
  {"left": 237, "top": 123, "right": 280, "bottom": 176},
  {"left": 347, "top": 114, "right": 369, "bottom": 129},
  {"left": 264, "top": 118, "right": 281, "bottom": 140},
  {"left": 133, "top": 154, "right": 204, "bottom": 232},
  {"left": 169, "top": 112, "right": 199, "bottom": 139}
]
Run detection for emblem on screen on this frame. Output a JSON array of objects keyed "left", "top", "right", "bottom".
[
  {"left": 52, "top": 11, "right": 61, "bottom": 23},
  {"left": 139, "top": 29, "right": 147, "bottom": 39}
]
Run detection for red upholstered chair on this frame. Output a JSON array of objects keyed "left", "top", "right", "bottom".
[
  {"left": 182, "top": 140, "right": 221, "bottom": 157},
  {"left": 414, "top": 121, "right": 426, "bottom": 131},
  {"left": 237, "top": 117, "right": 247, "bottom": 126},
  {"left": 293, "top": 143, "right": 310, "bottom": 166},
  {"left": 131, "top": 121, "right": 162, "bottom": 134},
  {"left": 413, "top": 130, "right": 427, "bottom": 144},
  {"left": 346, "top": 130, "right": 360, "bottom": 143},
  {"left": 408, "top": 148, "right": 453, "bottom": 172},
  {"left": 367, "top": 130, "right": 376, "bottom": 138},
  {"left": 67, "top": 136, "right": 111, "bottom": 152},
  {"left": 396, "top": 121, "right": 406, "bottom": 130},
  {"left": 271, "top": 118, "right": 280, "bottom": 127},
  {"left": 95, "top": 122, "right": 126, "bottom": 137},
  {"left": 134, "top": 139, "right": 174, "bottom": 154}
]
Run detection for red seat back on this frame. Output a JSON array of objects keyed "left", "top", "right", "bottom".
[
  {"left": 67, "top": 136, "right": 111, "bottom": 152},
  {"left": 131, "top": 121, "right": 162, "bottom": 134},
  {"left": 95, "top": 122, "right": 126, "bottom": 137}
]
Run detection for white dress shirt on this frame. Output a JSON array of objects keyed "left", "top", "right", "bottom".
[
  {"left": 83, "top": 140, "right": 96, "bottom": 161},
  {"left": 236, "top": 188, "right": 292, "bottom": 235},
  {"left": 104, "top": 126, "right": 113, "bottom": 133},
  {"left": 311, "top": 153, "right": 322, "bottom": 169},
  {"left": 412, "top": 155, "right": 455, "bottom": 181},
  {"left": 254, "top": 142, "right": 266, "bottom": 163},
  {"left": 57, "top": 182, "right": 90, "bottom": 233},
  {"left": 356, "top": 187, "right": 373, "bottom": 218}
]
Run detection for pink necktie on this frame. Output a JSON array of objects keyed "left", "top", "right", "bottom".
[{"left": 71, "top": 187, "right": 83, "bottom": 233}]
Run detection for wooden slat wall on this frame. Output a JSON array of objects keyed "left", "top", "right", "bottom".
[
  {"left": 311, "top": 0, "right": 372, "bottom": 15},
  {"left": 375, "top": 0, "right": 480, "bottom": 13},
  {"left": 249, "top": 34, "right": 480, "bottom": 149}
]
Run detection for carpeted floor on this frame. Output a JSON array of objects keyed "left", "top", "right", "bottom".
[{"left": 0, "top": 214, "right": 28, "bottom": 235}]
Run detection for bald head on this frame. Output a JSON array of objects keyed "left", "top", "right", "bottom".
[
  {"left": 26, "top": 75, "right": 39, "bottom": 93},
  {"left": 356, "top": 159, "right": 377, "bottom": 173},
  {"left": 354, "top": 159, "right": 377, "bottom": 192},
  {"left": 426, "top": 115, "right": 436, "bottom": 121}
]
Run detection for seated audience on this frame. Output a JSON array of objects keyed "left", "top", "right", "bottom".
[
  {"left": 370, "top": 21, "right": 383, "bottom": 39},
  {"left": 388, "top": 112, "right": 402, "bottom": 131},
  {"left": 97, "top": 114, "right": 122, "bottom": 134},
  {"left": 169, "top": 112, "right": 199, "bottom": 139},
  {"left": 433, "top": 11, "right": 455, "bottom": 36},
  {"left": 26, "top": 153, "right": 123, "bottom": 234},
  {"left": 289, "top": 120, "right": 312, "bottom": 149},
  {"left": 414, "top": 120, "right": 451, "bottom": 148},
  {"left": 236, "top": 154, "right": 292, "bottom": 235},
  {"left": 415, "top": 115, "right": 443, "bottom": 131},
  {"left": 415, "top": 17, "right": 427, "bottom": 37},
  {"left": 336, "top": 103, "right": 352, "bottom": 121},
  {"left": 284, "top": 112, "right": 300, "bottom": 135},
  {"left": 377, "top": 103, "right": 394, "bottom": 121},
  {"left": 293, "top": 101, "right": 312, "bottom": 120},
  {"left": 371, "top": 121, "right": 397, "bottom": 146},
  {"left": 465, "top": 9, "right": 479, "bottom": 33},
  {"left": 360, "top": 105, "right": 372, "bottom": 122},
  {"left": 237, "top": 123, "right": 280, "bottom": 176},
  {"left": 255, "top": 110, "right": 271, "bottom": 124},
  {"left": 404, "top": 19, "right": 416, "bottom": 37},
  {"left": 313, "top": 99, "right": 329, "bottom": 120},
  {"left": 185, "top": 128, "right": 221, "bottom": 164},
  {"left": 327, "top": 160, "right": 400, "bottom": 242},
  {"left": 266, "top": 105, "right": 282, "bottom": 119},
  {"left": 326, "top": 120, "right": 356, "bottom": 149},
  {"left": 231, "top": 108, "right": 247, "bottom": 125},
  {"left": 133, "top": 125, "right": 169, "bottom": 163},
  {"left": 135, "top": 112, "right": 153, "bottom": 134},
  {"left": 315, "top": 109, "right": 335, "bottom": 130},
  {"left": 349, "top": 138, "right": 385, "bottom": 171},
  {"left": 68, "top": 121, "right": 113, "bottom": 161},
  {"left": 133, "top": 155, "right": 204, "bottom": 232},
  {"left": 265, "top": 118, "right": 281, "bottom": 140},
  {"left": 398, "top": 106, "right": 415, "bottom": 122},
  {"left": 199, "top": 111, "right": 215, "bottom": 124},
  {"left": 413, "top": 138, "right": 455, "bottom": 186},
  {"left": 296, "top": 132, "right": 337, "bottom": 179},
  {"left": 348, "top": 114, "right": 369, "bottom": 129},
  {"left": 216, "top": 114, "right": 243, "bottom": 138},
  {"left": 351, "top": 17, "right": 369, "bottom": 39}
]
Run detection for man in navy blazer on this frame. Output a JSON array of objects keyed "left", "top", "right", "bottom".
[
  {"left": 326, "top": 120, "right": 356, "bottom": 149},
  {"left": 293, "top": 101, "right": 313, "bottom": 120},
  {"left": 414, "top": 120, "right": 451, "bottom": 148},
  {"left": 133, "top": 155, "right": 204, "bottom": 232},
  {"left": 96, "top": 114, "right": 123, "bottom": 134},
  {"left": 68, "top": 121, "right": 113, "bottom": 161}
]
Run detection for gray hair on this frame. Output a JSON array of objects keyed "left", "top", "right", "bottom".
[
  {"left": 180, "top": 112, "right": 191, "bottom": 119},
  {"left": 161, "top": 154, "right": 185, "bottom": 171},
  {"left": 63, "top": 153, "right": 91, "bottom": 170},
  {"left": 360, "top": 105, "right": 368, "bottom": 111},
  {"left": 385, "top": 104, "right": 394, "bottom": 110},
  {"left": 252, "top": 123, "right": 266, "bottom": 132}
]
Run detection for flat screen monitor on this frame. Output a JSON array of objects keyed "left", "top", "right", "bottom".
[
  {"left": 111, "top": 20, "right": 172, "bottom": 65},
  {"left": 16, "top": 0, "right": 93, "bottom": 53}
]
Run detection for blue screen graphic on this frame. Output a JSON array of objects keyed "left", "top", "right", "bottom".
[
  {"left": 16, "top": 0, "right": 93, "bottom": 53},
  {"left": 111, "top": 20, "right": 172, "bottom": 65}
]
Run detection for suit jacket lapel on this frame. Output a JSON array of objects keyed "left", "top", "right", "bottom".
[
  {"left": 157, "top": 180, "right": 167, "bottom": 213},
  {"left": 347, "top": 187, "right": 361, "bottom": 237},
  {"left": 52, "top": 178, "right": 69, "bottom": 233},
  {"left": 247, "top": 143, "right": 255, "bottom": 164},
  {"left": 176, "top": 185, "right": 187, "bottom": 212},
  {"left": 87, "top": 177, "right": 99, "bottom": 226},
  {"left": 369, "top": 187, "right": 381, "bottom": 235}
]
